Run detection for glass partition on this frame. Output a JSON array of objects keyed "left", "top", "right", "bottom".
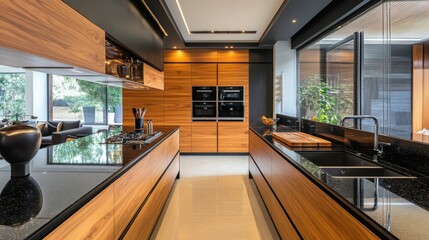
[{"left": 297, "top": 0, "right": 429, "bottom": 141}]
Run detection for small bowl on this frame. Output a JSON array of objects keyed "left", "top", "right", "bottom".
[{"left": 258, "top": 117, "right": 280, "bottom": 127}]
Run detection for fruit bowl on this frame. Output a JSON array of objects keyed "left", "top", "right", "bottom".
[{"left": 258, "top": 117, "right": 280, "bottom": 127}]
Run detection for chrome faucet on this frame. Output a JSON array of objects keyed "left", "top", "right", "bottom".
[{"left": 340, "top": 115, "right": 390, "bottom": 157}]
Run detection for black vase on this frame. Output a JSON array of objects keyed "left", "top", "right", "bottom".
[
  {"left": 0, "top": 176, "right": 43, "bottom": 226},
  {"left": 0, "top": 124, "right": 41, "bottom": 177}
]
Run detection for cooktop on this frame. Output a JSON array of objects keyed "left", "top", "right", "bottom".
[{"left": 103, "top": 131, "right": 163, "bottom": 144}]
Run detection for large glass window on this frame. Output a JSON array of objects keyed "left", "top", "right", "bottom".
[
  {"left": 297, "top": 0, "right": 429, "bottom": 140},
  {"left": 0, "top": 66, "right": 26, "bottom": 122},
  {"left": 51, "top": 75, "right": 122, "bottom": 125}
]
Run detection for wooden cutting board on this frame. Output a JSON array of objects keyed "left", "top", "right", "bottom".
[{"left": 272, "top": 132, "right": 332, "bottom": 147}]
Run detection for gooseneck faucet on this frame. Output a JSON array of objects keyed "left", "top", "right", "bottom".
[{"left": 340, "top": 115, "right": 390, "bottom": 157}]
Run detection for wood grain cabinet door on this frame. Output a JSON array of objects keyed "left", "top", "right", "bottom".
[
  {"left": 218, "top": 122, "right": 249, "bottom": 152},
  {"left": 192, "top": 122, "right": 217, "bottom": 152},
  {"left": 191, "top": 63, "right": 217, "bottom": 86},
  {"left": 0, "top": 0, "right": 105, "bottom": 73},
  {"left": 249, "top": 131, "right": 272, "bottom": 182},
  {"left": 218, "top": 63, "right": 249, "bottom": 86},
  {"left": 163, "top": 64, "right": 192, "bottom": 152}
]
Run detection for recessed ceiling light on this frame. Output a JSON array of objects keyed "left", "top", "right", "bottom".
[
  {"left": 173, "top": 46, "right": 177, "bottom": 49},
  {"left": 225, "top": 46, "right": 228, "bottom": 49},
  {"left": 292, "top": 19, "right": 297, "bottom": 23},
  {"left": 211, "top": 31, "right": 214, "bottom": 33},
  {"left": 242, "top": 31, "right": 245, "bottom": 33},
  {"left": 230, "top": 46, "right": 234, "bottom": 49}
]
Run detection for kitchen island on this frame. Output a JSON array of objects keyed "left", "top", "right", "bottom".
[
  {"left": 0, "top": 126, "right": 180, "bottom": 240},
  {"left": 250, "top": 124, "right": 429, "bottom": 240}
]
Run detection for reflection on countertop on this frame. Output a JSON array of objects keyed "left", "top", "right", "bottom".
[
  {"left": 251, "top": 124, "right": 429, "bottom": 240},
  {"left": 0, "top": 126, "right": 179, "bottom": 240}
]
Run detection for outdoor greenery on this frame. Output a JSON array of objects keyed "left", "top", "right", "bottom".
[
  {"left": 299, "top": 75, "right": 352, "bottom": 125},
  {"left": 54, "top": 76, "right": 121, "bottom": 113},
  {"left": 0, "top": 73, "right": 26, "bottom": 121}
]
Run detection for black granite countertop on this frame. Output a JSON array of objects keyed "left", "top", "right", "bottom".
[
  {"left": 0, "top": 126, "right": 179, "bottom": 240},
  {"left": 251, "top": 124, "right": 429, "bottom": 240}
]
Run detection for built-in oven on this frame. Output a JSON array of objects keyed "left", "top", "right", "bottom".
[
  {"left": 218, "top": 102, "right": 244, "bottom": 121},
  {"left": 192, "top": 86, "right": 217, "bottom": 101},
  {"left": 192, "top": 101, "right": 217, "bottom": 121},
  {"left": 218, "top": 86, "right": 244, "bottom": 101}
]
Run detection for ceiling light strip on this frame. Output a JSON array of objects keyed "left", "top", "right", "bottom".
[
  {"left": 141, "top": 0, "right": 168, "bottom": 36},
  {"left": 190, "top": 31, "right": 257, "bottom": 34},
  {"left": 176, "top": 0, "right": 190, "bottom": 34}
]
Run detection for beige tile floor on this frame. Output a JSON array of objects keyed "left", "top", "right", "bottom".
[{"left": 151, "top": 155, "right": 280, "bottom": 240}]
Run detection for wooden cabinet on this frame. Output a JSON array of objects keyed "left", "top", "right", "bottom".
[
  {"left": 218, "top": 50, "right": 249, "bottom": 62},
  {"left": 114, "top": 151, "right": 153, "bottom": 238},
  {"left": 192, "top": 122, "right": 217, "bottom": 152},
  {"left": 250, "top": 131, "right": 380, "bottom": 240},
  {"left": 46, "top": 131, "right": 180, "bottom": 239},
  {"left": 249, "top": 131, "right": 272, "bottom": 182},
  {"left": 163, "top": 64, "right": 192, "bottom": 152},
  {"left": 249, "top": 158, "right": 300, "bottom": 240},
  {"left": 45, "top": 187, "right": 115, "bottom": 240},
  {"left": 218, "top": 122, "right": 249, "bottom": 152},
  {"left": 218, "top": 64, "right": 249, "bottom": 86},
  {"left": 191, "top": 63, "right": 217, "bottom": 86},
  {"left": 124, "top": 154, "right": 179, "bottom": 240},
  {"left": 0, "top": 0, "right": 105, "bottom": 73}
]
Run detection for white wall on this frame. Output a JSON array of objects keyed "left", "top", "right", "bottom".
[
  {"left": 273, "top": 41, "right": 297, "bottom": 117},
  {"left": 25, "top": 70, "right": 48, "bottom": 121}
]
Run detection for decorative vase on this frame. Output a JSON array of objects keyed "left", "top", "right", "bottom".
[
  {"left": 0, "top": 124, "right": 41, "bottom": 177},
  {"left": 0, "top": 176, "right": 43, "bottom": 226}
]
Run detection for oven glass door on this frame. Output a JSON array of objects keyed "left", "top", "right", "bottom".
[
  {"left": 218, "top": 87, "right": 244, "bottom": 101},
  {"left": 192, "top": 87, "right": 217, "bottom": 101},
  {"left": 192, "top": 102, "right": 217, "bottom": 120},
  {"left": 218, "top": 102, "right": 244, "bottom": 120}
]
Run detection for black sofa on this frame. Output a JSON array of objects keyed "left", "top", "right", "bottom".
[{"left": 40, "top": 120, "right": 93, "bottom": 147}]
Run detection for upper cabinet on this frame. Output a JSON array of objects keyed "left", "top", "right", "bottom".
[
  {"left": 191, "top": 64, "right": 217, "bottom": 86},
  {"left": 218, "top": 64, "right": 249, "bottom": 86},
  {"left": 64, "top": 0, "right": 164, "bottom": 71},
  {"left": 164, "top": 50, "right": 248, "bottom": 63},
  {"left": 0, "top": 0, "right": 105, "bottom": 73}
]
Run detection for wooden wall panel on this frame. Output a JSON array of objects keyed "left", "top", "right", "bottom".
[
  {"left": 0, "top": 0, "right": 105, "bottom": 73},
  {"left": 218, "top": 122, "right": 248, "bottom": 152},
  {"left": 191, "top": 50, "right": 218, "bottom": 62},
  {"left": 45, "top": 187, "right": 115, "bottom": 240},
  {"left": 217, "top": 50, "right": 249, "bottom": 62},
  {"left": 164, "top": 50, "right": 192, "bottom": 62},
  {"left": 423, "top": 42, "right": 429, "bottom": 129},
  {"left": 218, "top": 64, "right": 249, "bottom": 86},
  {"left": 192, "top": 122, "right": 217, "bottom": 152},
  {"left": 191, "top": 63, "right": 217, "bottom": 86},
  {"left": 412, "top": 44, "right": 424, "bottom": 135},
  {"left": 124, "top": 154, "right": 180, "bottom": 240},
  {"left": 122, "top": 89, "right": 164, "bottom": 128},
  {"left": 163, "top": 64, "right": 192, "bottom": 152}
]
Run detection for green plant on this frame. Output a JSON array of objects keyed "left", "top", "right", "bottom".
[
  {"left": 0, "top": 73, "right": 26, "bottom": 119},
  {"left": 299, "top": 75, "right": 351, "bottom": 125}
]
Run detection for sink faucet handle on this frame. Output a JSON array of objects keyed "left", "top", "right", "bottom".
[{"left": 376, "top": 142, "right": 391, "bottom": 156}]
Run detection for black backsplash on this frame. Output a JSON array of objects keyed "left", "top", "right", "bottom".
[{"left": 277, "top": 114, "right": 429, "bottom": 177}]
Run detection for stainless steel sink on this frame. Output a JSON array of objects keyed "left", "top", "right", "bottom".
[
  {"left": 322, "top": 167, "right": 415, "bottom": 179},
  {"left": 297, "top": 151, "right": 381, "bottom": 168}
]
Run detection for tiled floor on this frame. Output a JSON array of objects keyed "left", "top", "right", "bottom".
[{"left": 151, "top": 155, "right": 280, "bottom": 240}]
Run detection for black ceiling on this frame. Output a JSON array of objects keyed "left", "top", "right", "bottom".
[{"left": 148, "top": 0, "right": 333, "bottom": 49}]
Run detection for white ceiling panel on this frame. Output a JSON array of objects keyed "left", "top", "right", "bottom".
[{"left": 165, "top": 0, "right": 285, "bottom": 42}]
